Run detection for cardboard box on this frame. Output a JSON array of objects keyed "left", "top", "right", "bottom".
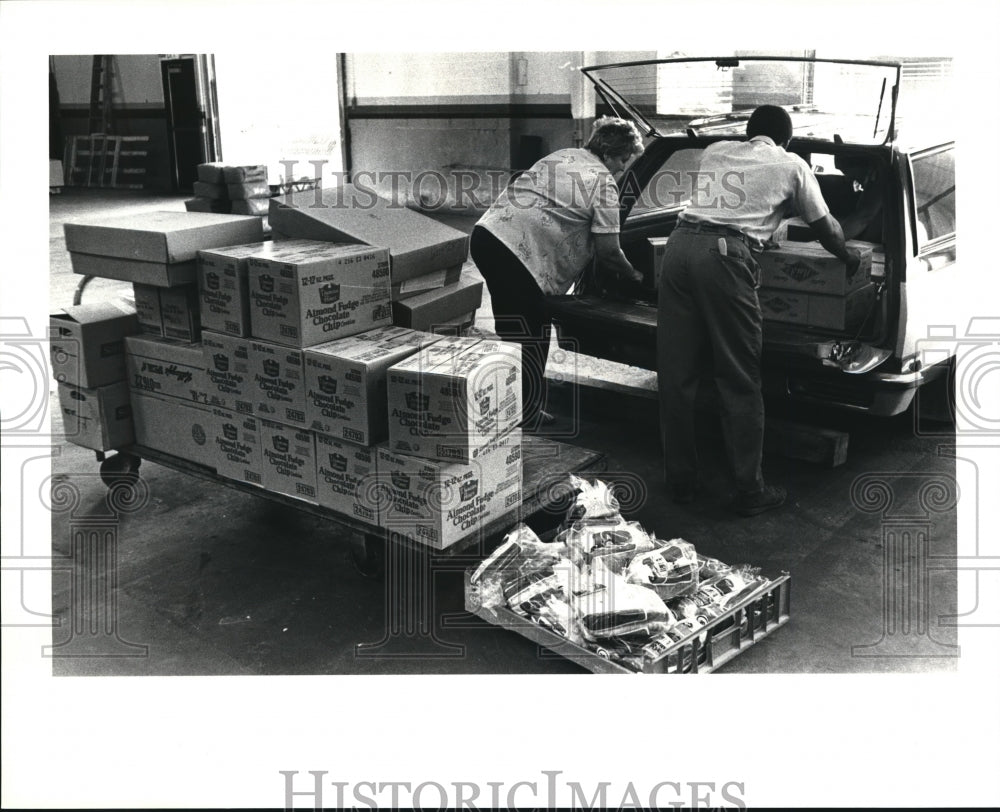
[
  {"left": 197, "top": 162, "right": 226, "bottom": 184},
  {"left": 58, "top": 381, "right": 134, "bottom": 451},
  {"left": 807, "top": 283, "right": 879, "bottom": 331},
  {"left": 185, "top": 197, "right": 232, "bottom": 214},
  {"left": 70, "top": 252, "right": 199, "bottom": 287},
  {"left": 376, "top": 429, "right": 523, "bottom": 550},
  {"left": 247, "top": 240, "right": 392, "bottom": 348},
  {"left": 268, "top": 185, "right": 469, "bottom": 283},
  {"left": 63, "top": 210, "right": 264, "bottom": 265},
  {"left": 304, "top": 326, "right": 441, "bottom": 446},
  {"left": 223, "top": 165, "right": 268, "bottom": 183},
  {"left": 50, "top": 301, "right": 138, "bottom": 389},
  {"left": 386, "top": 336, "right": 521, "bottom": 463},
  {"left": 130, "top": 391, "right": 216, "bottom": 468},
  {"left": 228, "top": 179, "right": 270, "bottom": 200},
  {"left": 124, "top": 334, "right": 208, "bottom": 403},
  {"left": 759, "top": 284, "right": 878, "bottom": 332},
  {"left": 259, "top": 419, "right": 317, "bottom": 502},
  {"left": 209, "top": 407, "right": 263, "bottom": 487},
  {"left": 758, "top": 242, "right": 872, "bottom": 296},
  {"left": 192, "top": 181, "right": 228, "bottom": 200},
  {"left": 202, "top": 331, "right": 253, "bottom": 414},
  {"left": 390, "top": 263, "right": 463, "bottom": 302},
  {"left": 772, "top": 216, "right": 814, "bottom": 243},
  {"left": 159, "top": 284, "right": 201, "bottom": 342},
  {"left": 249, "top": 339, "right": 307, "bottom": 426},
  {"left": 758, "top": 289, "right": 809, "bottom": 325},
  {"left": 132, "top": 283, "right": 163, "bottom": 334},
  {"left": 314, "top": 433, "right": 379, "bottom": 524},
  {"left": 391, "top": 274, "right": 483, "bottom": 332},
  {"left": 230, "top": 198, "right": 270, "bottom": 216},
  {"left": 197, "top": 242, "right": 274, "bottom": 337}
]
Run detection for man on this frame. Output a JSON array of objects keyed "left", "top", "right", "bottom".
[{"left": 657, "top": 105, "right": 860, "bottom": 516}]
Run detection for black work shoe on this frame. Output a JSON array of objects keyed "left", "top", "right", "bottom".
[
  {"left": 672, "top": 483, "right": 697, "bottom": 504},
  {"left": 733, "top": 485, "right": 787, "bottom": 517}
]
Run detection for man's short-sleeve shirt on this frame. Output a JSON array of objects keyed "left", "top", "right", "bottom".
[
  {"left": 477, "top": 148, "right": 620, "bottom": 294},
  {"left": 681, "top": 135, "right": 829, "bottom": 247}
]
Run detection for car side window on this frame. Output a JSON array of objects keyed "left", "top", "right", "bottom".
[{"left": 910, "top": 145, "right": 955, "bottom": 266}]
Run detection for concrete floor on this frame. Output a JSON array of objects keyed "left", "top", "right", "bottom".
[{"left": 46, "top": 189, "right": 959, "bottom": 675}]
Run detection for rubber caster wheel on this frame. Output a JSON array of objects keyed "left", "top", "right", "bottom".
[{"left": 99, "top": 453, "right": 141, "bottom": 489}]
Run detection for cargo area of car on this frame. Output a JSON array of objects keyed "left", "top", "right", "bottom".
[{"left": 553, "top": 143, "right": 895, "bottom": 373}]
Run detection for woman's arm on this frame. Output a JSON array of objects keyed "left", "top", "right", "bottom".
[{"left": 594, "top": 233, "right": 643, "bottom": 284}]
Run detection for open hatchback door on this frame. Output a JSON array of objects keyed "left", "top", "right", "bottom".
[{"left": 549, "top": 54, "right": 958, "bottom": 417}]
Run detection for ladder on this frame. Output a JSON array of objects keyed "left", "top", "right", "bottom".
[{"left": 64, "top": 56, "right": 148, "bottom": 189}]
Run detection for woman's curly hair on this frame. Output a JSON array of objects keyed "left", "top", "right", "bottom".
[{"left": 585, "top": 116, "right": 645, "bottom": 161}]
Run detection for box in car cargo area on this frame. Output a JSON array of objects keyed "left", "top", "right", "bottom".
[{"left": 758, "top": 241, "right": 872, "bottom": 296}]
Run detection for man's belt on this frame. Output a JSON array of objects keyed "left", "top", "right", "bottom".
[{"left": 674, "top": 219, "right": 754, "bottom": 250}]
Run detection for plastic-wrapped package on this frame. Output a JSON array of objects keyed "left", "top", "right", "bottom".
[
  {"left": 470, "top": 524, "right": 567, "bottom": 609},
  {"left": 665, "top": 615, "right": 711, "bottom": 645},
  {"left": 575, "top": 571, "right": 675, "bottom": 642},
  {"left": 669, "top": 565, "right": 770, "bottom": 620},
  {"left": 532, "top": 593, "right": 585, "bottom": 645},
  {"left": 625, "top": 537, "right": 699, "bottom": 600},
  {"left": 562, "top": 475, "right": 621, "bottom": 528},
  {"left": 563, "top": 519, "right": 655, "bottom": 571},
  {"left": 697, "top": 555, "right": 732, "bottom": 581}
]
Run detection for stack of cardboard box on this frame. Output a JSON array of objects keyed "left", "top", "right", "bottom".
[
  {"left": 757, "top": 237, "right": 880, "bottom": 332},
  {"left": 379, "top": 336, "right": 524, "bottom": 550},
  {"left": 187, "top": 163, "right": 272, "bottom": 219},
  {"left": 60, "top": 211, "right": 263, "bottom": 460},
  {"left": 58, "top": 204, "right": 526, "bottom": 550},
  {"left": 268, "top": 185, "right": 483, "bottom": 332},
  {"left": 50, "top": 301, "right": 140, "bottom": 451}
]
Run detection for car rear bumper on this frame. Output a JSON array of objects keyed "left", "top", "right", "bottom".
[
  {"left": 766, "top": 358, "right": 950, "bottom": 416},
  {"left": 549, "top": 294, "right": 950, "bottom": 418}
]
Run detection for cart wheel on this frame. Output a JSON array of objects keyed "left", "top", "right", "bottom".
[
  {"left": 349, "top": 533, "right": 385, "bottom": 579},
  {"left": 99, "top": 452, "right": 141, "bottom": 489}
]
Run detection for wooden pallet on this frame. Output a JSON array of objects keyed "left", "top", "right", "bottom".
[{"left": 64, "top": 134, "right": 149, "bottom": 189}]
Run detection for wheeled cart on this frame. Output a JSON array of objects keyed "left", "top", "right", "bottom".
[
  {"left": 87, "top": 435, "right": 606, "bottom": 661},
  {"left": 91, "top": 435, "right": 605, "bottom": 570}
]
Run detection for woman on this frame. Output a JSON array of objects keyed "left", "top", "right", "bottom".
[{"left": 471, "top": 116, "right": 644, "bottom": 430}]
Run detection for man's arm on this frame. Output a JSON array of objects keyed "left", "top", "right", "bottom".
[
  {"left": 594, "top": 233, "right": 643, "bottom": 284},
  {"left": 807, "top": 213, "right": 862, "bottom": 278}
]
